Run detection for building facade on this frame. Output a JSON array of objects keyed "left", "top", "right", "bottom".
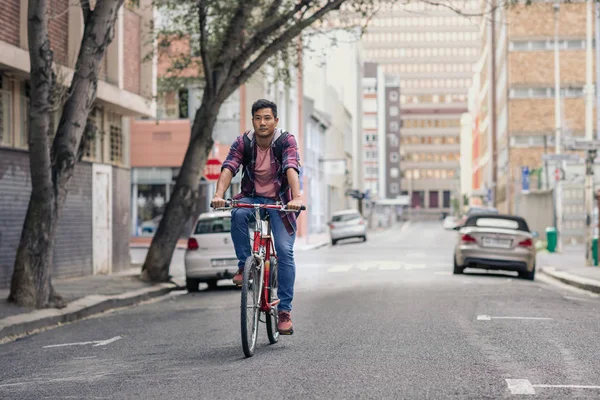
[
  {"left": 0, "top": 0, "right": 155, "bottom": 288},
  {"left": 362, "top": 1, "right": 480, "bottom": 217},
  {"left": 471, "top": 0, "right": 594, "bottom": 221}
]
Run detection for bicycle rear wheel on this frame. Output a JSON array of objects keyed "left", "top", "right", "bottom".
[
  {"left": 266, "top": 256, "right": 279, "bottom": 344},
  {"left": 241, "top": 256, "right": 260, "bottom": 357}
]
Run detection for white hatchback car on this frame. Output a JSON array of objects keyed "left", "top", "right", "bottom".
[
  {"left": 184, "top": 210, "right": 240, "bottom": 292},
  {"left": 329, "top": 209, "right": 367, "bottom": 245}
]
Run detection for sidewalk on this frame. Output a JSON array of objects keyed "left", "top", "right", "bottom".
[
  {"left": 0, "top": 267, "right": 180, "bottom": 341},
  {"left": 538, "top": 244, "right": 600, "bottom": 294}
]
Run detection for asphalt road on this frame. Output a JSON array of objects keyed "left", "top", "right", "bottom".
[{"left": 2, "top": 222, "right": 600, "bottom": 399}]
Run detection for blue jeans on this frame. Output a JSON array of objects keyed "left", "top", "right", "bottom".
[{"left": 230, "top": 197, "right": 296, "bottom": 312}]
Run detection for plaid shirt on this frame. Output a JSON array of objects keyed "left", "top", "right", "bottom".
[{"left": 221, "top": 128, "right": 301, "bottom": 235}]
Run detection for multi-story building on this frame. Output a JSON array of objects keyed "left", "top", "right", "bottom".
[
  {"left": 472, "top": 0, "right": 593, "bottom": 221},
  {"left": 362, "top": 2, "right": 480, "bottom": 217},
  {"left": 0, "top": 0, "right": 155, "bottom": 287}
]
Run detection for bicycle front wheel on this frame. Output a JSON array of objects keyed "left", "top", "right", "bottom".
[
  {"left": 266, "top": 256, "right": 279, "bottom": 344},
  {"left": 241, "top": 256, "right": 260, "bottom": 357}
]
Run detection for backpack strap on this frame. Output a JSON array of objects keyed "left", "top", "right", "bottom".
[
  {"left": 273, "top": 130, "right": 289, "bottom": 163},
  {"left": 242, "top": 131, "right": 252, "bottom": 167}
]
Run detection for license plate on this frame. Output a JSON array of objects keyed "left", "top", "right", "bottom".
[
  {"left": 211, "top": 259, "right": 237, "bottom": 267},
  {"left": 483, "top": 237, "right": 512, "bottom": 248}
]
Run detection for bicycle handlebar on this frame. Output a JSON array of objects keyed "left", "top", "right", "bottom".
[{"left": 210, "top": 199, "right": 306, "bottom": 212}]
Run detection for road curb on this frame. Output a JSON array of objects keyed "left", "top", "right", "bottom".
[
  {"left": 540, "top": 267, "right": 600, "bottom": 294},
  {"left": 0, "top": 283, "right": 176, "bottom": 341}
]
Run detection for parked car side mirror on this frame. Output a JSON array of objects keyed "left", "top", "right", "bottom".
[
  {"left": 453, "top": 225, "right": 462, "bottom": 231},
  {"left": 532, "top": 231, "right": 540, "bottom": 239}
]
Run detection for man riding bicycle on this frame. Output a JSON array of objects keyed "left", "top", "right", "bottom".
[{"left": 211, "top": 99, "right": 303, "bottom": 335}]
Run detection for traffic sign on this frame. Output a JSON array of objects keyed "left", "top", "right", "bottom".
[
  {"left": 542, "top": 154, "right": 582, "bottom": 162},
  {"left": 564, "top": 139, "right": 600, "bottom": 151},
  {"left": 204, "top": 159, "right": 222, "bottom": 181},
  {"left": 521, "top": 166, "right": 530, "bottom": 193}
]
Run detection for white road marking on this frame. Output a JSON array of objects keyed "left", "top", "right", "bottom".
[
  {"left": 535, "top": 384, "right": 600, "bottom": 389},
  {"left": 478, "top": 315, "right": 553, "bottom": 321},
  {"left": 506, "top": 379, "right": 600, "bottom": 395},
  {"left": 93, "top": 336, "right": 123, "bottom": 346},
  {"left": 506, "top": 379, "right": 536, "bottom": 394},
  {"left": 327, "top": 265, "right": 352, "bottom": 273},
  {"left": 43, "top": 336, "right": 122, "bottom": 349}
]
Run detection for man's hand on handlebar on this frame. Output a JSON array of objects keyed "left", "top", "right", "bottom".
[
  {"left": 286, "top": 197, "right": 303, "bottom": 212},
  {"left": 211, "top": 195, "right": 227, "bottom": 209}
]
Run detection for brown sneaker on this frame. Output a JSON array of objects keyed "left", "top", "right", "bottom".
[
  {"left": 232, "top": 270, "right": 243, "bottom": 286},
  {"left": 278, "top": 311, "right": 294, "bottom": 335}
]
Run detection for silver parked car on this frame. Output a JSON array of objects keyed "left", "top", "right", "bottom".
[
  {"left": 453, "top": 214, "right": 538, "bottom": 280},
  {"left": 184, "top": 210, "right": 239, "bottom": 291},
  {"left": 329, "top": 209, "right": 367, "bottom": 245}
]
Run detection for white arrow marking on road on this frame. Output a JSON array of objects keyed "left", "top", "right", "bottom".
[
  {"left": 43, "top": 336, "right": 122, "bottom": 349},
  {"left": 506, "top": 379, "right": 536, "bottom": 394},
  {"left": 506, "top": 379, "right": 600, "bottom": 395},
  {"left": 478, "top": 315, "right": 553, "bottom": 321}
]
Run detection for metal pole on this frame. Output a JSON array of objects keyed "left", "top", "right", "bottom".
[
  {"left": 554, "top": 1, "right": 563, "bottom": 253},
  {"left": 586, "top": 0, "right": 594, "bottom": 141},
  {"left": 585, "top": 0, "right": 595, "bottom": 264},
  {"left": 596, "top": 0, "right": 600, "bottom": 140},
  {"left": 490, "top": 0, "right": 498, "bottom": 208}
]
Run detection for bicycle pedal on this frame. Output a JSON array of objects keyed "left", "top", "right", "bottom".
[{"left": 279, "top": 329, "right": 294, "bottom": 336}]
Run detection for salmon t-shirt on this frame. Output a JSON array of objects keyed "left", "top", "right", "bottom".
[{"left": 254, "top": 146, "right": 277, "bottom": 199}]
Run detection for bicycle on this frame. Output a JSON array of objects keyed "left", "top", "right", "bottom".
[{"left": 212, "top": 199, "right": 306, "bottom": 357}]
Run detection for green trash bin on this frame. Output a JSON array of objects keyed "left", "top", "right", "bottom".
[
  {"left": 593, "top": 237, "right": 598, "bottom": 266},
  {"left": 546, "top": 227, "right": 557, "bottom": 253}
]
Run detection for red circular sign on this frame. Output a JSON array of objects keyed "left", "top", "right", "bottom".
[{"left": 204, "top": 159, "right": 222, "bottom": 181}]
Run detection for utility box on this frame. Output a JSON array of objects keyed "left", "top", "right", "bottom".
[{"left": 546, "top": 227, "right": 557, "bottom": 253}]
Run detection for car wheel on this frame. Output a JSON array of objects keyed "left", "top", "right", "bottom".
[
  {"left": 453, "top": 255, "right": 464, "bottom": 275},
  {"left": 331, "top": 239, "right": 337, "bottom": 246},
  {"left": 362, "top": 236, "right": 367, "bottom": 242},
  {"left": 206, "top": 280, "right": 218, "bottom": 290},
  {"left": 186, "top": 278, "right": 200, "bottom": 292},
  {"left": 519, "top": 264, "right": 535, "bottom": 281}
]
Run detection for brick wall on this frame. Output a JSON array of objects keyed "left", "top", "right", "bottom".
[
  {"left": 48, "top": 0, "right": 69, "bottom": 66},
  {"left": 112, "top": 166, "right": 131, "bottom": 272},
  {"left": 509, "top": 51, "right": 590, "bottom": 86},
  {"left": 0, "top": 0, "right": 20, "bottom": 46},
  {"left": 509, "top": 98, "right": 592, "bottom": 133},
  {"left": 509, "top": 3, "right": 588, "bottom": 38},
  {"left": 123, "top": 9, "right": 141, "bottom": 94}
]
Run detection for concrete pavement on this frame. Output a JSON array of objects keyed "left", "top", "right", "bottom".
[
  {"left": 538, "top": 244, "right": 600, "bottom": 294},
  {"left": 3, "top": 221, "right": 600, "bottom": 398}
]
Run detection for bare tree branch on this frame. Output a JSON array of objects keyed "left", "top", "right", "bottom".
[
  {"left": 198, "top": 0, "right": 212, "bottom": 90},
  {"left": 233, "top": 0, "right": 346, "bottom": 88},
  {"left": 243, "top": 0, "right": 313, "bottom": 58}
]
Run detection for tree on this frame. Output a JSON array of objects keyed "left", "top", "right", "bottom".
[
  {"left": 8, "top": 0, "right": 125, "bottom": 308},
  {"left": 141, "top": 0, "right": 385, "bottom": 282}
]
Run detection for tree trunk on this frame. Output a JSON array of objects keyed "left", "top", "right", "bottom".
[
  {"left": 8, "top": 0, "right": 124, "bottom": 308},
  {"left": 141, "top": 98, "right": 220, "bottom": 282}
]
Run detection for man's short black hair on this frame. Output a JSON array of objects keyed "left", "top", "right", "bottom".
[{"left": 251, "top": 99, "right": 278, "bottom": 118}]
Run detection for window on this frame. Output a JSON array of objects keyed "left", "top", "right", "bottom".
[
  {"left": 109, "top": 112, "right": 123, "bottom": 163},
  {"left": 0, "top": 75, "right": 12, "bottom": 146},
  {"left": 429, "top": 191, "right": 439, "bottom": 208},
  {"left": 443, "top": 191, "right": 451, "bottom": 208},
  {"left": 195, "top": 217, "right": 232, "bottom": 234}
]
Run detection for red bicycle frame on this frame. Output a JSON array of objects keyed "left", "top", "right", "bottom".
[{"left": 231, "top": 203, "right": 282, "bottom": 313}]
